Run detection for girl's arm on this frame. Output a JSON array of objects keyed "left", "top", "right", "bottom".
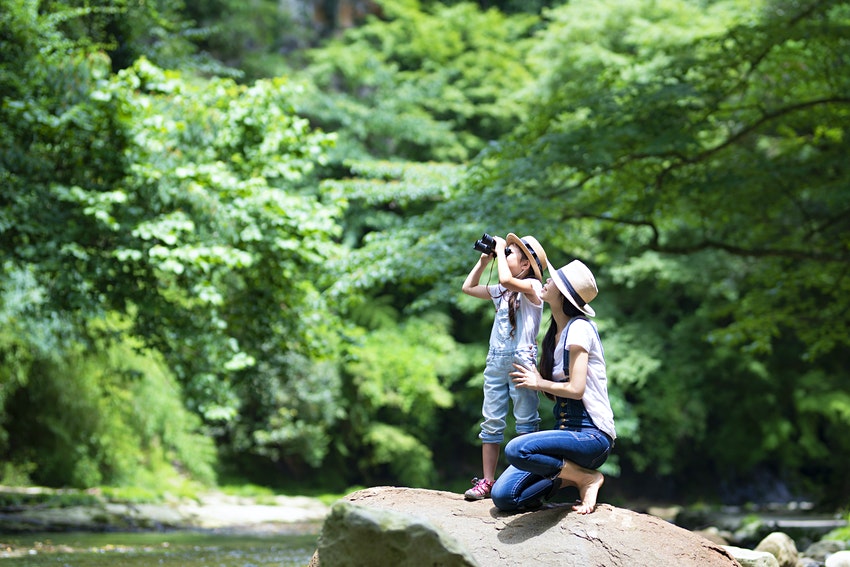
[
  {"left": 462, "top": 253, "right": 495, "bottom": 300},
  {"left": 493, "top": 237, "right": 542, "bottom": 305},
  {"left": 510, "top": 346, "right": 589, "bottom": 400}
]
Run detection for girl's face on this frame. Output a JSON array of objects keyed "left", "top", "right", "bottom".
[{"left": 506, "top": 244, "right": 529, "bottom": 276}]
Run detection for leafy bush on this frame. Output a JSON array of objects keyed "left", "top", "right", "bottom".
[{"left": 1, "top": 326, "right": 217, "bottom": 489}]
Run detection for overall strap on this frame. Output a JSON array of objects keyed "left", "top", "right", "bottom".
[
  {"left": 557, "top": 316, "right": 595, "bottom": 428},
  {"left": 561, "top": 316, "right": 592, "bottom": 375}
]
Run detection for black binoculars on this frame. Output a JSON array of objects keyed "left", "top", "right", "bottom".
[{"left": 473, "top": 233, "right": 496, "bottom": 255}]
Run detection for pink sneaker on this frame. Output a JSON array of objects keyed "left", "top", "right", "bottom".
[{"left": 464, "top": 477, "right": 494, "bottom": 500}]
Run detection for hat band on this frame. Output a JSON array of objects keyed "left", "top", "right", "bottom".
[
  {"left": 556, "top": 269, "right": 587, "bottom": 307},
  {"left": 521, "top": 239, "right": 543, "bottom": 276}
]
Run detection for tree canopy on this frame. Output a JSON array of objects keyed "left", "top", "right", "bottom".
[{"left": 2, "top": 0, "right": 849, "bottom": 506}]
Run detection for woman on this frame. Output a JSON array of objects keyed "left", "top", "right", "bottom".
[{"left": 490, "top": 259, "right": 616, "bottom": 514}]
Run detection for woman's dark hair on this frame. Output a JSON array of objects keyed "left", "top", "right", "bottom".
[{"left": 538, "top": 296, "right": 584, "bottom": 381}]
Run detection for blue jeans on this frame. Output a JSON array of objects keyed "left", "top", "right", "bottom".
[
  {"left": 491, "top": 427, "right": 612, "bottom": 511},
  {"left": 479, "top": 348, "right": 540, "bottom": 444}
]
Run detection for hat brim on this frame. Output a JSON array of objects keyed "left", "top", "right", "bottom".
[
  {"left": 506, "top": 233, "right": 544, "bottom": 282},
  {"left": 552, "top": 268, "right": 596, "bottom": 317}
]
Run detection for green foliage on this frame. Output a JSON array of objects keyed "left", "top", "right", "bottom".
[
  {"left": 2, "top": 1, "right": 347, "bottom": 488},
  {"left": 432, "top": 0, "right": 560, "bottom": 14},
  {"left": 363, "top": 423, "right": 435, "bottom": 487},
  {"left": 4, "top": 0, "right": 850, "bottom": 509},
  {"left": 183, "top": 0, "right": 307, "bottom": 81},
  {"left": 825, "top": 513, "right": 850, "bottom": 543},
  {"left": 327, "top": 0, "right": 850, "bottom": 504},
  {"left": 1, "top": 331, "right": 217, "bottom": 489},
  {"left": 338, "top": 314, "right": 467, "bottom": 486},
  {"left": 246, "top": 355, "right": 343, "bottom": 470},
  {"left": 292, "top": 0, "right": 539, "bottom": 162},
  {"left": 81, "top": 59, "right": 342, "bottom": 444},
  {"left": 0, "top": 488, "right": 101, "bottom": 508},
  {"left": 446, "top": 0, "right": 850, "bottom": 501},
  {"left": 37, "top": 0, "right": 205, "bottom": 72}
]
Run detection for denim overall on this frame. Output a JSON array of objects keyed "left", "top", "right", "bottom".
[{"left": 479, "top": 290, "right": 541, "bottom": 444}]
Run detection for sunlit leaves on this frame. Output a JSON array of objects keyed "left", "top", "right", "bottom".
[
  {"left": 294, "top": 1, "right": 538, "bottom": 162},
  {"left": 362, "top": 423, "right": 435, "bottom": 487},
  {"left": 339, "top": 314, "right": 465, "bottom": 483},
  {"left": 1, "top": 0, "right": 346, "bottom": 482}
]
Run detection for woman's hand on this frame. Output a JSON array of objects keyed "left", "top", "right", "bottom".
[{"left": 511, "top": 362, "right": 542, "bottom": 391}]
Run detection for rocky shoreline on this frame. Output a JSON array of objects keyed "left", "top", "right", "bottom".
[
  {"left": 0, "top": 486, "right": 329, "bottom": 535},
  {"left": 3, "top": 485, "right": 849, "bottom": 566},
  {"left": 310, "top": 487, "right": 850, "bottom": 567}
]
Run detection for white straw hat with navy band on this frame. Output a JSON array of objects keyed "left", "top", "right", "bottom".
[
  {"left": 505, "top": 233, "right": 548, "bottom": 282},
  {"left": 552, "top": 260, "right": 598, "bottom": 317}
]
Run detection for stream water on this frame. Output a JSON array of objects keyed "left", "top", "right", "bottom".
[{"left": 0, "top": 530, "right": 318, "bottom": 566}]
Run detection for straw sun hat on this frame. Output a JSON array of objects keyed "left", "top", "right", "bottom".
[
  {"left": 551, "top": 259, "right": 598, "bottom": 317},
  {"left": 505, "top": 233, "right": 548, "bottom": 282}
]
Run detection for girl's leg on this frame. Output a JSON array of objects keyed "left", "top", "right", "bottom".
[
  {"left": 511, "top": 385, "right": 541, "bottom": 435},
  {"left": 504, "top": 430, "right": 585, "bottom": 476},
  {"left": 482, "top": 442, "right": 500, "bottom": 482},
  {"left": 466, "top": 353, "right": 512, "bottom": 501},
  {"left": 511, "top": 350, "right": 541, "bottom": 435},
  {"left": 464, "top": 442, "right": 501, "bottom": 500},
  {"left": 479, "top": 353, "right": 512, "bottom": 444}
]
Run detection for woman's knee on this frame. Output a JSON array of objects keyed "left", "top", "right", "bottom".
[
  {"left": 490, "top": 483, "right": 518, "bottom": 511},
  {"left": 503, "top": 436, "right": 523, "bottom": 464}
]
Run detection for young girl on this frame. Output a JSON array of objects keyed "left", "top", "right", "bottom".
[
  {"left": 461, "top": 233, "right": 549, "bottom": 500},
  {"left": 491, "top": 259, "right": 616, "bottom": 514}
]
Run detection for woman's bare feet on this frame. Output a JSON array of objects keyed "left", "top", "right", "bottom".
[{"left": 557, "top": 460, "right": 605, "bottom": 514}]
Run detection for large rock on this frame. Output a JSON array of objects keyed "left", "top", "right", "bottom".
[
  {"left": 311, "top": 486, "right": 742, "bottom": 566},
  {"left": 315, "top": 500, "right": 477, "bottom": 567}
]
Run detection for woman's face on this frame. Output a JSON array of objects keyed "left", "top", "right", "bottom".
[{"left": 540, "top": 277, "right": 563, "bottom": 305}]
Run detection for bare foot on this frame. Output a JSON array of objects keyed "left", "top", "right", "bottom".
[
  {"left": 557, "top": 460, "right": 605, "bottom": 514},
  {"left": 573, "top": 470, "right": 604, "bottom": 514}
]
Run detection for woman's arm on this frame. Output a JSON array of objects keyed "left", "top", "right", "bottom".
[{"left": 510, "top": 346, "right": 588, "bottom": 400}]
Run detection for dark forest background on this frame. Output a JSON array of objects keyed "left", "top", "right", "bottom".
[{"left": 2, "top": 0, "right": 849, "bottom": 510}]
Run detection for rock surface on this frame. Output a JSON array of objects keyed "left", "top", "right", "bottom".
[
  {"left": 723, "top": 546, "right": 780, "bottom": 567},
  {"left": 826, "top": 550, "right": 850, "bottom": 567},
  {"left": 317, "top": 500, "right": 478, "bottom": 566},
  {"left": 311, "top": 486, "right": 742, "bottom": 567},
  {"left": 754, "top": 532, "right": 798, "bottom": 567}
]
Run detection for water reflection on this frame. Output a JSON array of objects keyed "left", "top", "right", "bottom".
[{"left": 0, "top": 530, "right": 318, "bottom": 566}]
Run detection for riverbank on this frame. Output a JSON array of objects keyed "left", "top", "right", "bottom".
[
  {"left": 2, "top": 484, "right": 847, "bottom": 564},
  {"left": 0, "top": 485, "right": 329, "bottom": 536}
]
